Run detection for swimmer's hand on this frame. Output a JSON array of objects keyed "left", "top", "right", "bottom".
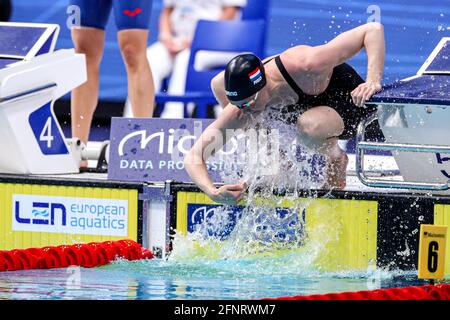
[
  {"left": 208, "top": 182, "right": 248, "bottom": 205},
  {"left": 351, "top": 81, "right": 382, "bottom": 107}
]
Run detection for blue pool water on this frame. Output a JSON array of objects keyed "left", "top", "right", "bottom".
[{"left": 0, "top": 256, "right": 432, "bottom": 300}]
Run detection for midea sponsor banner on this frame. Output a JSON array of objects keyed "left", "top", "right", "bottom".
[
  {"left": 13, "top": 194, "right": 128, "bottom": 236},
  {"left": 108, "top": 118, "right": 249, "bottom": 183}
]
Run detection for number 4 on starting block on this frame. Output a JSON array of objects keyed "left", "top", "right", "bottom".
[{"left": 418, "top": 224, "right": 447, "bottom": 280}]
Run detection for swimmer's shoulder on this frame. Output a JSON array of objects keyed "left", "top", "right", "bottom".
[{"left": 280, "top": 45, "right": 325, "bottom": 75}]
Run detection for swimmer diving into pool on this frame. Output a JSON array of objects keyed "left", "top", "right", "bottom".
[{"left": 184, "top": 22, "right": 385, "bottom": 204}]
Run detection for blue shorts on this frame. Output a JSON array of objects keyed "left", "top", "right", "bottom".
[{"left": 69, "top": 0, "right": 152, "bottom": 31}]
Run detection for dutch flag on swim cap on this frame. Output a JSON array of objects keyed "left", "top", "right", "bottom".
[
  {"left": 248, "top": 67, "right": 262, "bottom": 84},
  {"left": 224, "top": 53, "right": 267, "bottom": 102}
]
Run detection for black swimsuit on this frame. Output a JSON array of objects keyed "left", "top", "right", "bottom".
[{"left": 267, "top": 55, "right": 377, "bottom": 140}]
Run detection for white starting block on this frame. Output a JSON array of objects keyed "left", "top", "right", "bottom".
[
  {"left": 357, "top": 37, "right": 450, "bottom": 192},
  {"left": 0, "top": 22, "right": 87, "bottom": 174}
]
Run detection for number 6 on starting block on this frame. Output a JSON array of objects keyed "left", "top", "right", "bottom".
[{"left": 418, "top": 224, "right": 447, "bottom": 280}]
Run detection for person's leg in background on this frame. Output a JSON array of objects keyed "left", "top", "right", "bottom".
[
  {"left": 0, "top": 0, "right": 12, "bottom": 21},
  {"left": 70, "top": 0, "right": 111, "bottom": 145},
  {"left": 124, "top": 41, "right": 173, "bottom": 117},
  {"left": 118, "top": 30, "right": 154, "bottom": 118},
  {"left": 114, "top": 0, "right": 154, "bottom": 118},
  {"left": 146, "top": 42, "right": 174, "bottom": 95},
  {"left": 71, "top": 28, "right": 105, "bottom": 144},
  {"left": 159, "top": 48, "right": 190, "bottom": 119}
]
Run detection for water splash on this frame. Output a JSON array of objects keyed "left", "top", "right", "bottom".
[{"left": 168, "top": 110, "right": 341, "bottom": 277}]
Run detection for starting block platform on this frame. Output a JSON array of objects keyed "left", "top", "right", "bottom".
[
  {"left": 359, "top": 37, "right": 450, "bottom": 192},
  {"left": 0, "top": 22, "right": 87, "bottom": 174},
  {"left": 0, "top": 22, "right": 448, "bottom": 277}
]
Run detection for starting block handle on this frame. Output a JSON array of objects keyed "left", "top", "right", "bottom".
[
  {"left": 0, "top": 82, "right": 56, "bottom": 103},
  {"left": 356, "top": 113, "right": 450, "bottom": 191}
]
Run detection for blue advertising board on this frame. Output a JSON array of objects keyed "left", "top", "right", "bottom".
[{"left": 108, "top": 118, "right": 246, "bottom": 183}]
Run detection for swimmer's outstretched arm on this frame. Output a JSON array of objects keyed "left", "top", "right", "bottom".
[
  {"left": 287, "top": 22, "right": 385, "bottom": 106},
  {"left": 184, "top": 105, "right": 250, "bottom": 204},
  {"left": 315, "top": 22, "right": 385, "bottom": 107},
  {"left": 309, "top": 22, "right": 384, "bottom": 75}
]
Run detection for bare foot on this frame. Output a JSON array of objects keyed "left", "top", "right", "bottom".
[
  {"left": 80, "top": 160, "right": 88, "bottom": 169},
  {"left": 322, "top": 152, "right": 349, "bottom": 190}
]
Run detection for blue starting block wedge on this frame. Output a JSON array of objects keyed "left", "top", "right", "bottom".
[
  {"left": 0, "top": 22, "right": 87, "bottom": 174},
  {"left": 0, "top": 22, "right": 59, "bottom": 68},
  {"left": 418, "top": 37, "right": 450, "bottom": 75}
]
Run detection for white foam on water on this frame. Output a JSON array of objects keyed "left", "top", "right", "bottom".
[{"left": 169, "top": 111, "right": 342, "bottom": 276}]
